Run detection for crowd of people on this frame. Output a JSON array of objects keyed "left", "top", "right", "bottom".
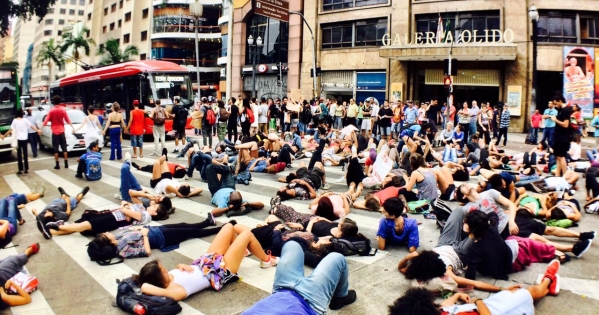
[{"left": 3, "top": 91, "right": 597, "bottom": 315}]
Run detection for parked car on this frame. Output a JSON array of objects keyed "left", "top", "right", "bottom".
[{"left": 40, "top": 108, "right": 105, "bottom": 152}]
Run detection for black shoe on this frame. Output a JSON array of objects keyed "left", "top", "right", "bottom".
[
  {"left": 58, "top": 187, "right": 69, "bottom": 197},
  {"left": 172, "top": 149, "right": 179, "bottom": 153},
  {"left": 131, "top": 162, "right": 140, "bottom": 170},
  {"left": 329, "top": 290, "right": 357, "bottom": 310},
  {"left": 226, "top": 208, "right": 252, "bottom": 217},
  {"left": 222, "top": 268, "right": 240, "bottom": 286},
  {"left": 162, "top": 148, "right": 168, "bottom": 161},
  {"left": 206, "top": 212, "right": 216, "bottom": 226},
  {"left": 45, "top": 220, "right": 64, "bottom": 230},
  {"left": 64, "top": 160, "right": 69, "bottom": 168},
  {"left": 36, "top": 220, "right": 52, "bottom": 239},
  {"left": 78, "top": 186, "right": 90, "bottom": 199},
  {"left": 24, "top": 170, "right": 28, "bottom": 174},
  {"left": 16, "top": 171, "right": 22, "bottom": 175},
  {"left": 580, "top": 231, "right": 596, "bottom": 241},
  {"left": 270, "top": 195, "right": 281, "bottom": 210},
  {"left": 572, "top": 239, "right": 592, "bottom": 258},
  {"left": 75, "top": 174, "right": 83, "bottom": 179},
  {"left": 167, "top": 207, "right": 176, "bottom": 215},
  {"left": 54, "top": 162, "right": 60, "bottom": 170}
]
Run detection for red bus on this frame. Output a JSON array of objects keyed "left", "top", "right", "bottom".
[{"left": 49, "top": 60, "right": 194, "bottom": 134}]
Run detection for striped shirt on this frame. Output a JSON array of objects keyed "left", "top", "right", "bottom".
[{"left": 500, "top": 110, "right": 511, "bottom": 128}]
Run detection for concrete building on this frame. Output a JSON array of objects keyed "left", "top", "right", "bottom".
[
  {"left": 297, "top": 0, "right": 599, "bottom": 132},
  {"left": 12, "top": 17, "right": 35, "bottom": 83},
  {"left": 29, "top": 0, "right": 87, "bottom": 101},
  {"left": 0, "top": 34, "right": 14, "bottom": 64},
  {"left": 83, "top": 0, "right": 151, "bottom": 66},
  {"left": 230, "top": 0, "right": 303, "bottom": 101},
  {"left": 151, "top": 0, "right": 224, "bottom": 99}
]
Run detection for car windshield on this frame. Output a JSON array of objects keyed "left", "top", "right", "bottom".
[{"left": 67, "top": 110, "right": 86, "bottom": 124}]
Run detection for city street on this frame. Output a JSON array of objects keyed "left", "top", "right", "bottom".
[{"left": 0, "top": 133, "right": 597, "bottom": 315}]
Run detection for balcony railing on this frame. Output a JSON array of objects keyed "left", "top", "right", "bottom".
[
  {"left": 153, "top": 24, "right": 221, "bottom": 34},
  {"left": 156, "top": 55, "right": 219, "bottom": 67}
]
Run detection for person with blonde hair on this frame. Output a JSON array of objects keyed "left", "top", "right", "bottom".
[{"left": 102, "top": 102, "right": 127, "bottom": 160}]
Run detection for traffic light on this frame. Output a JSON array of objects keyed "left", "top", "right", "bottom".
[
  {"left": 443, "top": 76, "right": 453, "bottom": 93},
  {"left": 443, "top": 59, "right": 458, "bottom": 76}
]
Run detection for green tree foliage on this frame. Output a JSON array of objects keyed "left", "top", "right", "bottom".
[
  {"left": 96, "top": 38, "right": 139, "bottom": 65},
  {"left": 61, "top": 26, "right": 95, "bottom": 61},
  {"left": 36, "top": 38, "right": 64, "bottom": 82},
  {"left": 2, "top": 0, "right": 57, "bottom": 37}
]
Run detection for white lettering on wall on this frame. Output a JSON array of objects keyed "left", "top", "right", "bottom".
[{"left": 381, "top": 29, "right": 514, "bottom": 46}]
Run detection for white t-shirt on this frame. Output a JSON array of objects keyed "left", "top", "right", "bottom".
[
  {"left": 11, "top": 118, "right": 32, "bottom": 141},
  {"left": 329, "top": 103, "right": 337, "bottom": 117},
  {"left": 153, "top": 178, "right": 181, "bottom": 195},
  {"left": 371, "top": 105, "right": 380, "bottom": 118},
  {"left": 569, "top": 142, "right": 581, "bottom": 160},
  {"left": 259, "top": 104, "right": 269, "bottom": 123}
]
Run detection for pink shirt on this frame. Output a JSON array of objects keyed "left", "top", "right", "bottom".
[
  {"left": 531, "top": 113, "right": 542, "bottom": 128},
  {"left": 43, "top": 106, "right": 71, "bottom": 135},
  {"left": 311, "top": 194, "right": 346, "bottom": 219}
]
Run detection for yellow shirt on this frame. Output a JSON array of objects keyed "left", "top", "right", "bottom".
[{"left": 347, "top": 104, "right": 359, "bottom": 117}]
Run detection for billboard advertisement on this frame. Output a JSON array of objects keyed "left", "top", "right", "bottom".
[{"left": 563, "top": 46, "right": 595, "bottom": 118}]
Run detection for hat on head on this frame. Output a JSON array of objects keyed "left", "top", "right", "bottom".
[{"left": 132, "top": 100, "right": 140, "bottom": 105}]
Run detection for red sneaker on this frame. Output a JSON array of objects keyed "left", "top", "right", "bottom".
[{"left": 543, "top": 259, "right": 561, "bottom": 295}]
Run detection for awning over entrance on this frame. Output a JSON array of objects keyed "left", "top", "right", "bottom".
[{"left": 379, "top": 44, "right": 518, "bottom": 61}]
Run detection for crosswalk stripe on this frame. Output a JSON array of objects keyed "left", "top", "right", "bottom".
[
  {"left": 99, "top": 160, "right": 388, "bottom": 264},
  {"left": 0, "top": 213, "right": 55, "bottom": 315},
  {"left": 15, "top": 171, "right": 205, "bottom": 315},
  {"left": 41, "top": 168, "right": 278, "bottom": 293}
]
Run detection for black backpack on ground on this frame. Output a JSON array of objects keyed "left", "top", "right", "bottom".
[
  {"left": 115, "top": 277, "right": 182, "bottom": 315},
  {"left": 431, "top": 198, "right": 453, "bottom": 230},
  {"left": 87, "top": 241, "right": 124, "bottom": 266},
  {"left": 330, "top": 236, "right": 377, "bottom": 256}
]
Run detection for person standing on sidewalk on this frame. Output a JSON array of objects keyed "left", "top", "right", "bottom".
[
  {"left": 541, "top": 101, "right": 558, "bottom": 147},
  {"left": 171, "top": 98, "right": 188, "bottom": 153},
  {"left": 551, "top": 95, "right": 573, "bottom": 177},
  {"left": 495, "top": 103, "right": 511, "bottom": 147},
  {"left": 43, "top": 96, "right": 74, "bottom": 169},
  {"left": 102, "top": 102, "right": 126, "bottom": 161},
  {"left": 227, "top": 97, "right": 239, "bottom": 142},
  {"left": 199, "top": 97, "right": 215, "bottom": 147},
  {"left": 2, "top": 110, "right": 40, "bottom": 174},
  {"left": 25, "top": 108, "right": 39, "bottom": 158},
  {"left": 150, "top": 100, "right": 170, "bottom": 156},
  {"left": 127, "top": 100, "right": 145, "bottom": 158},
  {"left": 469, "top": 100, "right": 480, "bottom": 142},
  {"left": 530, "top": 109, "right": 543, "bottom": 145}
]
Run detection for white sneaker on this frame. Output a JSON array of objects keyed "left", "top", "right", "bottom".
[
  {"left": 150, "top": 152, "right": 158, "bottom": 156},
  {"left": 124, "top": 152, "right": 131, "bottom": 163},
  {"left": 192, "top": 144, "right": 200, "bottom": 153},
  {"left": 336, "top": 176, "right": 346, "bottom": 183},
  {"left": 114, "top": 192, "right": 122, "bottom": 200},
  {"left": 184, "top": 175, "right": 190, "bottom": 181},
  {"left": 260, "top": 255, "right": 279, "bottom": 268}
]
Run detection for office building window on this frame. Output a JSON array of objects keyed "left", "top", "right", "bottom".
[
  {"left": 245, "top": 15, "right": 289, "bottom": 64},
  {"left": 57, "top": 30, "right": 62, "bottom": 36},
  {"left": 581, "top": 16, "right": 599, "bottom": 45},
  {"left": 142, "top": 8, "right": 149, "bottom": 19},
  {"left": 48, "top": 8, "right": 54, "bottom": 14},
  {"left": 141, "top": 31, "right": 147, "bottom": 41},
  {"left": 69, "top": 9, "right": 75, "bottom": 15},
  {"left": 119, "top": 0, "right": 123, "bottom": 9},
  {"left": 80, "top": 0, "right": 85, "bottom": 5},
  {"left": 111, "top": 4, "right": 116, "bottom": 12},
  {"left": 103, "top": 26, "right": 106, "bottom": 33},
  {"left": 104, "top": 8, "right": 107, "bottom": 15},
  {"left": 87, "top": 13, "right": 92, "bottom": 21},
  {"left": 60, "top": 8, "right": 66, "bottom": 14},
  {"left": 61, "top": 0, "right": 66, "bottom": 3},
  {"left": 323, "top": 0, "right": 386, "bottom": 11},
  {"left": 45, "top": 19, "right": 53, "bottom": 25},
  {"left": 86, "top": 30, "right": 90, "bottom": 38},
  {"left": 538, "top": 11, "right": 577, "bottom": 43},
  {"left": 124, "top": 33, "right": 130, "bottom": 44},
  {"left": 70, "top": 0, "right": 76, "bottom": 4},
  {"left": 110, "top": 22, "right": 115, "bottom": 31},
  {"left": 125, "top": 12, "right": 131, "bottom": 22},
  {"left": 118, "top": 19, "right": 122, "bottom": 28},
  {"left": 78, "top": 10, "right": 84, "bottom": 16},
  {"left": 89, "top": 0, "right": 93, "bottom": 3},
  {"left": 416, "top": 11, "right": 499, "bottom": 43},
  {"left": 140, "top": 53, "right": 147, "bottom": 60},
  {"left": 59, "top": 19, "right": 65, "bottom": 25},
  {"left": 44, "top": 30, "right": 52, "bottom": 36},
  {"left": 322, "top": 18, "right": 387, "bottom": 49}
]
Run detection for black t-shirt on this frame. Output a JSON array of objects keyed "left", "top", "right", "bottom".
[
  {"left": 229, "top": 105, "right": 239, "bottom": 123},
  {"left": 310, "top": 221, "right": 338, "bottom": 237},
  {"left": 555, "top": 106, "right": 573, "bottom": 142},
  {"left": 280, "top": 104, "right": 287, "bottom": 120},
  {"left": 465, "top": 214, "right": 513, "bottom": 280},
  {"left": 378, "top": 107, "right": 393, "bottom": 127},
  {"left": 269, "top": 104, "right": 279, "bottom": 118},
  {"left": 427, "top": 104, "right": 440, "bottom": 122},
  {"left": 171, "top": 104, "right": 183, "bottom": 128}
]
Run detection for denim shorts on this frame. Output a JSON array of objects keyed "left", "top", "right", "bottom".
[
  {"left": 297, "top": 122, "right": 307, "bottom": 133},
  {"left": 379, "top": 126, "right": 391, "bottom": 136},
  {"left": 130, "top": 135, "right": 143, "bottom": 147}
]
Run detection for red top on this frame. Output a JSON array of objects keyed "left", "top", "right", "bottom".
[
  {"left": 531, "top": 113, "right": 543, "bottom": 128},
  {"left": 167, "top": 163, "right": 185, "bottom": 174},
  {"left": 129, "top": 109, "right": 145, "bottom": 135},
  {"left": 43, "top": 106, "right": 71, "bottom": 135},
  {"left": 374, "top": 186, "right": 402, "bottom": 205}
]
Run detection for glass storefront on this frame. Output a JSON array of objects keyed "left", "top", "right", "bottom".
[{"left": 245, "top": 15, "right": 289, "bottom": 64}]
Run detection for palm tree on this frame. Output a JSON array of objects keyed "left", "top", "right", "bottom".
[
  {"left": 96, "top": 38, "right": 139, "bottom": 66},
  {"left": 61, "top": 26, "right": 95, "bottom": 72},
  {"left": 36, "top": 38, "right": 64, "bottom": 86}
]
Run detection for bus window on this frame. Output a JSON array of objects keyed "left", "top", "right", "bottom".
[{"left": 150, "top": 73, "right": 192, "bottom": 106}]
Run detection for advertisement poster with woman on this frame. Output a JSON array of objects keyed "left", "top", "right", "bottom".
[{"left": 563, "top": 46, "right": 595, "bottom": 118}]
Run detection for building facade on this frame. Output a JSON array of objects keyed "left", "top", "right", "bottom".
[
  {"left": 0, "top": 24, "right": 13, "bottom": 64},
  {"left": 230, "top": 0, "right": 303, "bottom": 101},
  {"left": 300, "top": 0, "right": 599, "bottom": 132},
  {"left": 151, "top": 0, "right": 224, "bottom": 99},
  {"left": 12, "top": 17, "right": 35, "bottom": 88}
]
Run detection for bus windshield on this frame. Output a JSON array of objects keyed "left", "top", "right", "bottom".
[
  {"left": 0, "top": 72, "right": 17, "bottom": 126},
  {"left": 150, "top": 73, "right": 193, "bottom": 107}
]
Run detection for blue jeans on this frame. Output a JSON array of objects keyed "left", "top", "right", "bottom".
[
  {"left": 292, "top": 134, "right": 303, "bottom": 151},
  {"left": 530, "top": 128, "right": 539, "bottom": 143},
  {"left": 587, "top": 149, "right": 598, "bottom": 162},
  {"left": 0, "top": 198, "right": 21, "bottom": 230},
  {"left": 334, "top": 117, "right": 343, "bottom": 130},
  {"left": 273, "top": 241, "right": 349, "bottom": 315},
  {"left": 297, "top": 122, "right": 306, "bottom": 133},
  {"left": 205, "top": 164, "right": 236, "bottom": 195},
  {"left": 120, "top": 162, "right": 142, "bottom": 203},
  {"left": 541, "top": 127, "right": 555, "bottom": 147},
  {"left": 469, "top": 121, "right": 477, "bottom": 141},
  {"left": 188, "top": 152, "right": 213, "bottom": 180},
  {"left": 109, "top": 127, "right": 122, "bottom": 160},
  {"left": 443, "top": 147, "right": 458, "bottom": 163}
]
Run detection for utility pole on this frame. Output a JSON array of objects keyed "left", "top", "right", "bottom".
[{"left": 289, "top": 11, "right": 318, "bottom": 100}]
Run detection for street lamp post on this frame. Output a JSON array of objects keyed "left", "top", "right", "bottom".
[
  {"left": 189, "top": 1, "right": 204, "bottom": 100},
  {"left": 529, "top": 5, "right": 539, "bottom": 126},
  {"left": 247, "top": 35, "right": 263, "bottom": 99},
  {"left": 289, "top": 11, "right": 318, "bottom": 100}
]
